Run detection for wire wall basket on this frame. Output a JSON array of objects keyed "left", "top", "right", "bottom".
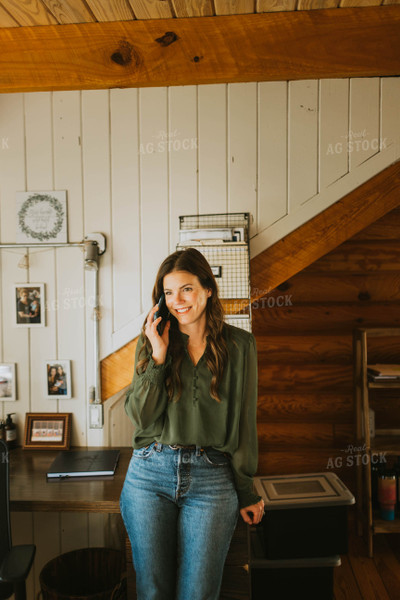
[{"left": 177, "top": 213, "right": 252, "bottom": 332}]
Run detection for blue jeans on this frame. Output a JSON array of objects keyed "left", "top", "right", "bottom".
[{"left": 120, "top": 442, "right": 239, "bottom": 600}]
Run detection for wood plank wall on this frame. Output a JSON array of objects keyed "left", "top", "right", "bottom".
[{"left": 253, "top": 207, "right": 400, "bottom": 494}]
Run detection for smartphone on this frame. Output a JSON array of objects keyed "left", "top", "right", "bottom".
[{"left": 153, "top": 293, "right": 170, "bottom": 335}]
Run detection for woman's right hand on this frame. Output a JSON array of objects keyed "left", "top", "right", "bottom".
[{"left": 144, "top": 303, "right": 171, "bottom": 365}]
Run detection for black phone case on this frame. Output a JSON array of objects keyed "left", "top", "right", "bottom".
[{"left": 154, "top": 293, "right": 169, "bottom": 335}]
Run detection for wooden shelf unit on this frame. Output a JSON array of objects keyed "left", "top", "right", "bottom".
[
  {"left": 370, "top": 437, "right": 400, "bottom": 455},
  {"left": 368, "top": 381, "right": 400, "bottom": 389},
  {"left": 373, "top": 514, "right": 400, "bottom": 534},
  {"left": 354, "top": 327, "right": 400, "bottom": 557}
]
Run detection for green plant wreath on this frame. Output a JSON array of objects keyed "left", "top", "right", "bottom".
[{"left": 18, "top": 194, "right": 64, "bottom": 241}]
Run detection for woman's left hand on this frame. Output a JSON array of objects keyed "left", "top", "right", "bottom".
[{"left": 240, "top": 499, "right": 265, "bottom": 525}]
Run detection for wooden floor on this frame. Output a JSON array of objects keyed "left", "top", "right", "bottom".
[
  {"left": 219, "top": 511, "right": 400, "bottom": 600},
  {"left": 334, "top": 529, "right": 400, "bottom": 600}
]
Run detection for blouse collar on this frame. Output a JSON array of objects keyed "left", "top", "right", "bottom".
[{"left": 177, "top": 329, "right": 210, "bottom": 345}]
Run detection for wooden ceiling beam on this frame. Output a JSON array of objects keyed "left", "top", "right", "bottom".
[{"left": 0, "top": 5, "right": 399, "bottom": 93}]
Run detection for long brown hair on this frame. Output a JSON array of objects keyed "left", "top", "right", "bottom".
[{"left": 137, "top": 248, "right": 228, "bottom": 402}]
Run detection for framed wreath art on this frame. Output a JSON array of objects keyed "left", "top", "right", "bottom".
[{"left": 16, "top": 191, "right": 68, "bottom": 243}]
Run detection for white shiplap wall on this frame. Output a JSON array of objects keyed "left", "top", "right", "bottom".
[{"left": 0, "top": 77, "right": 399, "bottom": 599}]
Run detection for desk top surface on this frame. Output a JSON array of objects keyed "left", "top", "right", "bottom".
[{"left": 10, "top": 446, "right": 132, "bottom": 513}]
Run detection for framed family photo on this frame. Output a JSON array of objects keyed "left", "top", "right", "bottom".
[
  {"left": 0, "top": 363, "right": 16, "bottom": 401},
  {"left": 23, "top": 412, "right": 72, "bottom": 450},
  {"left": 14, "top": 283, "right": 45, "bottom": 327},
  {"left": 45, "top": 360, "right": 72, "bottom": 399}
]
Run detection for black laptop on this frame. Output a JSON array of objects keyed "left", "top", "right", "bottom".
[{"left": 46, "top": 449, "right": 120, "bottom": 479}]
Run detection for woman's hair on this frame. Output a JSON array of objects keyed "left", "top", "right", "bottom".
[{"left": 137, "top": 248, "right": 228, "bottom": 402}]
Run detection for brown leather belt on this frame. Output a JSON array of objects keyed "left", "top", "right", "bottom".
[{"left": 169, "top": 444, "right": 201, "bottom": 450}]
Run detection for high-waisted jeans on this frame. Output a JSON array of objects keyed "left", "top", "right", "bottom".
[{"left": 120, "top": 442, "right": 239, "bottom": 600}]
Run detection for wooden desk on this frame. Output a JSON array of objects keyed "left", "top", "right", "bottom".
[
  {"left": 9, "top": 446, "right": 132, "bottom": 513},
  {"left": 9, "top": 446, "right": 136, "bottom": 599}
]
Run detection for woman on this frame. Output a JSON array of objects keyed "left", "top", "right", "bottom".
[
  {"left": 120, "top": 247, "right": 264, "bottom": 600},
  {"left": 47, "top": 366, "right": 59, "bottom": 395},
  {"left": 54, "top": 365, "right": 67, "bottom": 395}
]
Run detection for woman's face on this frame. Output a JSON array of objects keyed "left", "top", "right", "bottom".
[
  {"left": 57, "top": 367, "right": 63, "bottom": 375},
  {"left": 163, "top": 270, "right": 211, "bottom": 331},
  {"left": 49, "top": 367, "right": 57, "bottom": 377}
]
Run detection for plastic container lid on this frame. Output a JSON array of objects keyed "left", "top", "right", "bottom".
[{"left": 254, "top": 472, "right": 355, "bottom": 510}]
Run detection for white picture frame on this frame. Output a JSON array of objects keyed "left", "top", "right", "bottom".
[
  {"left": 16, "top": 191, "right": 67, "bottom": 244},
  {"left": 0, "top": 363, "right": 16, "bottom": 401},
  {"left": 45, "top": 360, "right": 72, "bottom": 400},
  {"left": 14, "top": 283, "right": 45, "bottom": 327}
]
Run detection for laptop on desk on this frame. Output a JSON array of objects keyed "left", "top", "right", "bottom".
[{"left": 46, "top": 449, "right": 120, "bottom": 479}]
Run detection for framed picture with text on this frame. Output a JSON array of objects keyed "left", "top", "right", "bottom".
[
  {"left": 23, "top": 413, "right": 72, "bottom": 450},
  {"left": 16, "top": 191, "right": 67, "bottom": 244}
]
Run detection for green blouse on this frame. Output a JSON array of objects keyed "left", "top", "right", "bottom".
[{"left": 124, "top": 323, "right": 261, "bottom": 509}]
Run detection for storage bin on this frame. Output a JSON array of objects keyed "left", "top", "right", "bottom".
[
  {"left": 254, "top": 472, "right": 355, "bottom": 559},
  {"left": 248, "top": 528, "right": 340, "bottom": 600}
]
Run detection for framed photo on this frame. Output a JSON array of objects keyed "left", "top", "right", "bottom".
[
  {"left": 0, "top": 363, "right": 16, "bottom": 401},
  {"left": 45, "top": 360, "right": 72, "bottom": 399},
  {"left": 14, "top": 283, "right": 45, "bottom": 327},
  {"left": 23, "top": 413, "right": 72, "bottom": 450},
  {"left": 16, "top": 191, "right": 68, "bottom": 244}
]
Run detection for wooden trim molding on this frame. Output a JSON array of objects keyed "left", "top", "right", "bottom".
[
  {"left": 0, "top": 6, "right": 400, "bottom": 93},
  {"left": 251, "top": 160, "right": 400, "bottom": 300},
  {"left": 101, "top": 338, "right": 137, "bottom": 403}
]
